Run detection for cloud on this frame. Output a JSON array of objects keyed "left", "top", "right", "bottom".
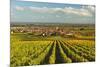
[
  {"left": 82, "top": 5, "right": 95, "bottom": 14},
  {"left": 64, "top": 7, "right": 92, "bottom": 16},
  {"left": 27, "top": 6, "right": 94, "bottom": 17},
  {"left": 82, "top": 5, "right": 95, "bottom": 11},
  {"left": 28, "top": 6, "right": 57, "bottom": 13},
  {"left": 55, "top": 15, "right": 61, "bottom": 18},
  {"left": 15, "top": 6, "right": 25, "bottom": 11},
  {"left": 13, "top": 5, "right": 95, "bottom": 18}
]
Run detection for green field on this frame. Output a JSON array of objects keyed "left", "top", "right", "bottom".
[
  {"left": 10, "top": 33, "right": 95, "bottom": 67},
  {"left": 10, "top": 1, "right": 95, "bottom": 66}
]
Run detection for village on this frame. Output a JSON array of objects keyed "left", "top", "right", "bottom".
[
  {"left": 10, "top": 24, "right": 95, "bottom": 39},
  {"left": 11, "top": 26, "right": 77, "bottom": 37}
]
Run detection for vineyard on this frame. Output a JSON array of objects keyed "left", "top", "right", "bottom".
[{"left": 10, "top": 34, "right": 95, "bottom": 67}]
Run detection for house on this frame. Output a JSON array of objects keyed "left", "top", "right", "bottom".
[{"left": 66, "top": 31, "right": 75, "bottom": 38}]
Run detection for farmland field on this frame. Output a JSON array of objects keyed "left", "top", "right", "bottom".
[
  {"left": 10, "top": 1, "right": 95, "bottom": 67},
  {"left": 10, "top": 23, "right": 95, "bottom": 67}
]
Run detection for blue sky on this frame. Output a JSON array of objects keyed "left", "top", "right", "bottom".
[{"left": 11, "top": 0, "right": 95, "bottom": 24}]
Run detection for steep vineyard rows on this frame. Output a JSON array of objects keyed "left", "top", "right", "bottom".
[
  {"left": 63, "top": 40, "right": 95, "bottom": 61},
  {"left": 28, "top": 42, "right": 53, "bottom": 65},
  {"left": 48, "top": 41, "right": 56, "bottom": 64},
  {"left": 61, "top": 41, "right": 89, "bottom": 60},
  {"left": 11, "top": 41, "right": 53, "bottom": 66},
  {"left": 41, "top": 41, "right": 55, "bottom": 64},
  {"left": 55, "top": 41, "right": 72, "bottom": 63},
  {"left": 11, "top": 39, "right": 95, "bottom": 66},
  {"left": 59, "top": 40, "right": 88, "bottom": 62}
]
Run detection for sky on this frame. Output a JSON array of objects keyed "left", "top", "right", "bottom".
[{"left": 11, "top": 0, "right": 95, "bottom": 24}]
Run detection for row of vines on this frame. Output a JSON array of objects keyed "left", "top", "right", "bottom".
[{"left": 11, "top": 39, "right": 95, "bottom": 67}]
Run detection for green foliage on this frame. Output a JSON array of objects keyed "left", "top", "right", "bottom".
[
  {"left": 57, "top": 41, "right": 72, "bottom": 63},
  {"left": 10, "top": 34, "right": 95, "bottom": 67},
  {"left": 49, "top": 41, "right": 56, "bottom": 64}
]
